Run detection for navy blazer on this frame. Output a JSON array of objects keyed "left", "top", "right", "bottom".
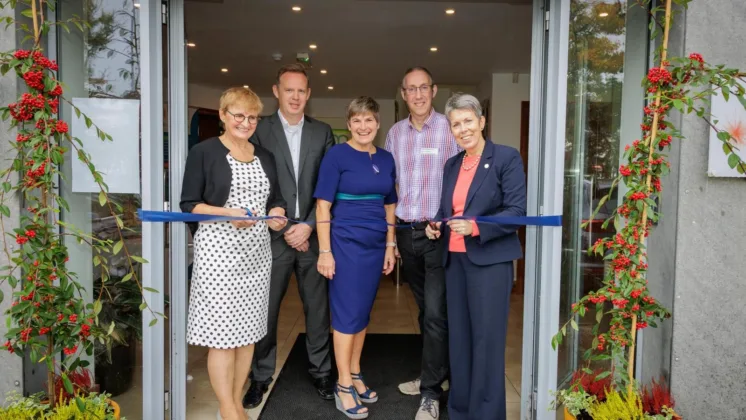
[{"left": 436, "top": 141, "right": 527, "bottom": 267}]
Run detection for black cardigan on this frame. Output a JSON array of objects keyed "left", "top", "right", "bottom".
[{"left": 180, "top": 137, "right": 287, "bottom": 236}]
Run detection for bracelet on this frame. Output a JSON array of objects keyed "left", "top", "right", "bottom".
[
  {"left": 319, "top": 249, "right": 331, "bottom": 254},
  {"left": 386, "top": 242, "right": 397, "bottom": 247}
]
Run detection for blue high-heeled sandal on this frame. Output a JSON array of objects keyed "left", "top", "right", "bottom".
[
  {"left": 351, "top": 373, "right": 378, "bottom": 403},
  {"left": 334, "top": 382, "right": 369, "bottom": 419}
]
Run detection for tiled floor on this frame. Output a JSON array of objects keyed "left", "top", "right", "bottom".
[{"left": 115, "top": 274, "right": 525, "bottom": 419}]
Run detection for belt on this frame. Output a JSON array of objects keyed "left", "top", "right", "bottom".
[
  {"left": 396, "top": 218, "right": 429, "bottom": 230},
  {"left": 335, "top": 193, "right": 385, "bottom": 201}
]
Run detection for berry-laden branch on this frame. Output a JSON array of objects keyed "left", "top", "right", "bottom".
[
  {"left": 552, "top": 0, "right": 746, "bottom": 399},
  {"left": 0, "top": 0, "right": 162, "bottom": 406}
]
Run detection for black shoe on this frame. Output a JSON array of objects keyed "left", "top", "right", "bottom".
[
  {"left": 313, "top": 376, "right": 335, "bottom": 400},
  {"left": 242, "top": 380, "right": 269, "bottom": 409}
]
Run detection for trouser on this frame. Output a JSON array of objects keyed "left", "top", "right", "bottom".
[
  {"left": 396, "top": 225, "right": 449, "bottom": 399},
  {"left": 250, "top": 242, "right": 331, "bottom": 383},
  {"left": 445, "top": 253, "right": 512, "bottom": 420}
]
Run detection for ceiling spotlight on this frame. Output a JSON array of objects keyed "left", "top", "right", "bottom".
[
  {"left": 430, "top": 46, "right": 438, "bottom": 52},
  {"left": 320, "top": 69, "right": 328, "bottom": 74},
  {"left": 134, "top": 2, "right": 140, "bottom": 7},
  {"left": 292, "top": 6, "right": 301, "bottom": 12},
  {"left": 599, "top": 12, "right": 609, "bottom": 17},
  {"left": 221, "top": 68, "right": 228, "bottom": 73},
  {"left": 445, "top": 8, "right": 455, "bottom": 15},
  {"left": 186, "top": 42, "right": 196, "bottom": 47},
  {"left": 327, "top": 86, "right": 334, "bottom": 90},
  {"left": 309, "top": 44, "right": 317, "bottom": 50},
  {"left": 243, "top": 85, "right": 249, "bottom": 88}
]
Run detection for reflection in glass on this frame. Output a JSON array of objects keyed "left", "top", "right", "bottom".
[
  {"left": 557, "top": 0, "right": 627, "bottom": 384},
  {"left": 59, "top": 0, "right": 142, "bottom": 417}
]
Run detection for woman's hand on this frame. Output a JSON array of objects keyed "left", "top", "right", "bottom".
[
  {"left": 267, "top": 207, "right": 287, "bottom": 231},
  {"left": 317, "top": 253, "right": 335, "bottom": 280},
  {"left": 228, "top": 208, "right": 256, "bottom": 229},
  {"left": 383, "top": 246, "right": 396, "bottom": 275},
  {"left": 447, "top": 219, "right": 473, "bottom": 236},
  {"left": 425, "top": 221, "right": 442, "bottom": 240}
]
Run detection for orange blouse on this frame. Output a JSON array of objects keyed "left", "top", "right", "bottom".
[{"left": 449, "top": 155, "right": 481, "bottom": 253}]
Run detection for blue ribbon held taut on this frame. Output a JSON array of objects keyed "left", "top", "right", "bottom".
[{"left": 136, "top": 209, "right": 562, "bottom": 228}]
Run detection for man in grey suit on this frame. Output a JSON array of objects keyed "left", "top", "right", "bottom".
[{"left": 244, "top": 63, "right": 335, "bottom": 408}]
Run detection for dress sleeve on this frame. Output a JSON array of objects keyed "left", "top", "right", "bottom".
[
  {"left": 313, "top": 148, "right": 341, "bottom": 203},
  {"left": 384, "top": 154, "right": 398, "bottom": 205}
]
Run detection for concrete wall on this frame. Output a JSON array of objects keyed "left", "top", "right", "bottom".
[
  {"left": 665, "top": 1, "right": 746, "bottom": 418},
  {"left": 0, "top": 3, "right": 23, "bottom": 402}
]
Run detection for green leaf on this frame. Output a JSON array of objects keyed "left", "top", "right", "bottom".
[
  {"left": 570, "top": 319, "right": 578, "bottom": 331},
  {"left": 149, "top": 319, "right": 158, "bottom": 327},
  {"left": 718, "top": 131, "right": 731, "bottom": 141},
  {"left": 62, "top": 375, "right": 74, "bottom": 394},
  {"left": 0, "top": 204, "right": 9, "bottom": 218},
  {"left": 728, "top": 153, "right": 740, "bottom": 169},
  {"left": 99, "top": 191, "right": 106, "bottom": 207},
  {"left": 75, "top": 396, "right": 86, "bottom": 412},
  {"left": 131, "top": 255, "right": 147, "bottom": 264},
  {"left": 139, "top": 302, "right": 147, "bottom": 311},
  {"left": 20, "top": 8, "right": 33, "bottom": 18},
  {"left": 723, "top": 142, "right": 732, "bottom": 155},
  {"left": 108, "top": 322, "right": 116, "bottom": 335},
  {"left": 113, "top": 240, "right": 123, "bottom": 255},
  {"left": 672, "top": 99, "right": 683, "bottom": 111},
  {"left": 1, "top": 182, "right": 10, "bottom": 192},
  {"left": 0, "top": 288, "right": 3, "bottom": 303},
  {"left": 595, "top": 371, "right": 612, "bottom": 380},
  {"left": 93, "top": 300, "right": 102, "bottom": 316},
  {"left": 596, "top": 309, "right": 604, "bottom": 324},
  {"left": 122, "top": 272, "right": 133, "bottom": 282},
  {"left": 84, "top": 116, "right": 92, "bottom": 128},
  {"left": 143, "top": 287, "right": 159, "bottom": 293}
]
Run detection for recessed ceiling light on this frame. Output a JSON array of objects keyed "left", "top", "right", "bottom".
[
  {"left": 134, "top": 2, "right": 140, "bottom": 7},
  {"left": 221, "top": 68, "right": 228, "bottom": 73},
  {"left": 292, "top": 6, "right": 301, "bottom": 12},
  {"left": 320, "top": 69, "right": 328, "bottom": 74},
  {"left": 186, "top": 42, "right": 196, "bottom": 47},
  {"left": 243, "top": 85, "right": 249, "bottom": 88},
  {"left": 599, "top": 12, "right": 609, "bottom": 17},
  {"left": 445, "top": 8, "right": 455, "bottom": 15},
  {"left": 327, "top": 86, "right": 334, "bottom": 90},
  {"left": 430, "top": 47, "right": 438, "bottom": 52},
  {"left": 309, "top": 44, "right": 317, "bottom": 50}
]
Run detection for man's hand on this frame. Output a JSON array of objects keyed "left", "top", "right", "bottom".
[
  {"left": 284, "top": 224, "right": 312, "bottom": 249},
  {"left": 294, "top": 240, "right": 309, "bottom": 253}
]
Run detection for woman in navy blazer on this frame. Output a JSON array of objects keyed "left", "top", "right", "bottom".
[{"left": 426, "top": 93, "right": 526, "bottom": 420}]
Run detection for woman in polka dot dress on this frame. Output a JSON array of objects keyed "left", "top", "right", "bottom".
[{"left": 180, "top": 87, "right": 287, "bottom": 420}]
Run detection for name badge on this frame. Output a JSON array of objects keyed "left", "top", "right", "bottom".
[{"left": 422, "top": 148, "right": 438, "bottom": 155}]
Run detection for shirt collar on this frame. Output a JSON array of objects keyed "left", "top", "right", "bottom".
[
  {"left": 278, "top": 110, "right": 305, "bottom": 130},
  {"left": 407, "top": 108, "right": 436, "bottom": 130}
]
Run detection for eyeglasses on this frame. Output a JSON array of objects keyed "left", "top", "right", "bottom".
[
  {"left": 402, "top": 84, "right": 433, "bottom": 95},
  {"left": 225, "top": 110, "right": 260, "bottom": 125}
]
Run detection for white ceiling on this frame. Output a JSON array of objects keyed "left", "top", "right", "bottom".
[{"left": 184, "top": 0, "right": 533, "bottom": 98}]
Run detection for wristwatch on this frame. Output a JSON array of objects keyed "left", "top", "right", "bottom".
[{"left": 386, "top": 242, "right": 397, "bottom": 247}]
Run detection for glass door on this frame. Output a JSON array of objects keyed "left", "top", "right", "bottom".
[{"left": 522, "top": 0, "right": 571, "bottom": 419}]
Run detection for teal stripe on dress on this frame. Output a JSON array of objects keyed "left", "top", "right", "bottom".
[{"left": 335, "top": 193, "right": 385, "bottom": 201}]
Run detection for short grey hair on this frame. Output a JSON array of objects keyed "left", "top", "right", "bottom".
[
  {"left": 445, "top": 93, "right": 483, "bottom": 119},
  {"left": 347, "top": 96, "right": 380, "bottom": 122}
]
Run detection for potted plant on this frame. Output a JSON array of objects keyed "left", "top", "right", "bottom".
[
  {"left": 552, "top": 0, "right": 746, "bottom": 415},
  {"left": 0, "top": 390, "right": 122, "bottom": 419},
  {"left": 641, "top": 377, "right": 680, "bottom": 420},
  {"left": 552, "top": 369, "right": 611, "bottom": 420},
  {"left": 0, "top": 0, "right": 157, "bottom": 413}
]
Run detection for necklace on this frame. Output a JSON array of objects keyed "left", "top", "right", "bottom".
[{"left": 461, "top": 153, "right": 481, "bottom": 171}]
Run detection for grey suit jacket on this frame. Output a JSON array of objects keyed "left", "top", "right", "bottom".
[{"left": 250, "top": 112, "right": 335, "bottom": 254}]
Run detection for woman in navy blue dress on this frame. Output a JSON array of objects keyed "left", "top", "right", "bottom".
[{"left": 314, "top": 97, "right": 397, "bottom": 419}]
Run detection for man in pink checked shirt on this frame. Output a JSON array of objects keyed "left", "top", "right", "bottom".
[{"left": 384, "top": 67, "right": 460, "bottom": 420}]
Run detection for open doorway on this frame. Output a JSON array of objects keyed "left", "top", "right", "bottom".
[{"left": 179, "top": 1, "right": 533, "bottom": 419}]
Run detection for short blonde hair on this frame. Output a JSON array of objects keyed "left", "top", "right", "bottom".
[
  {"left": 346, "top": 96, "right": 380, "bottom": 122},
  {"left": 219, "top": 86, "right": 263, "bottom": 114}
]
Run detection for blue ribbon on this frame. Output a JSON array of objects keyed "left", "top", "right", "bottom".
[{"left": 136, "top": 209, "right": 562, "bottom": 227}]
